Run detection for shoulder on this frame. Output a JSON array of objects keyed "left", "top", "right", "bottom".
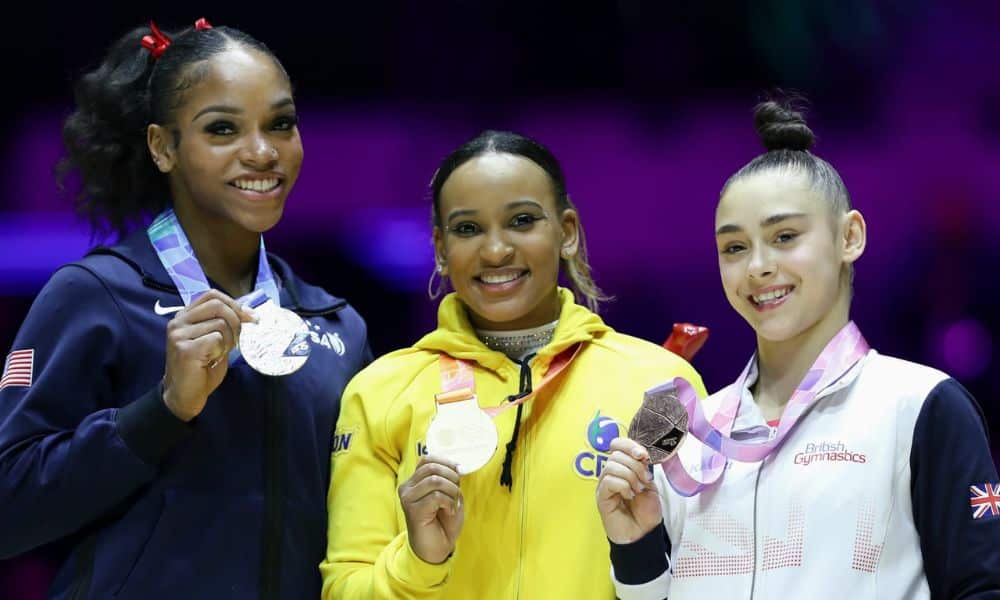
[
  {"left": 343, "top": 346, "right": 439, "bottom": 399},
  {"left": 592, "top": 331, "right": 679, "bottom": 365},
  {"left": 267, "top": 253, "right": 368, "bottom": 339},
  {"left": 860, "top": 352, "right": 950, "bottom": 395},
  {"left": 30, "top": 260, "right": 133, "bottom": 319},
  {"left": 590, "top": 331, "right": 704, "bottom": 384}
]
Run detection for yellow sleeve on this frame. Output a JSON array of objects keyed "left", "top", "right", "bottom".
[
  {"left": 320, "top": 371, "right": 452, "bottom": 599},
  {"left": 675, "top": 357, "right": 709, "bottom": 399}
]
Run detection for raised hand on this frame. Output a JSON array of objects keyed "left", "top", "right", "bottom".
[
  {"left": 596, "top": 437, "right": 664, "bottom": 544},
  {"left": 399, "top": 455, "right": 465, "bottom": 564},
  {"left": 162, "top": 289, "right": 257, "bottom": 421}
]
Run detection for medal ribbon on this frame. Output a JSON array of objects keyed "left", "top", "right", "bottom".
[
  {"left": 663, "top": 321, "right": 870, "bottom": 497},
  {"left": 147, "top": 209, "right": 279, "bottom": 306},
  {"left": 437, "top": 343, "right": 581, "bottom": 418}
]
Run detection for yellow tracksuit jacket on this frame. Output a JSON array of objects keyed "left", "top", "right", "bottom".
[{"left": 321, "top": 289, "right": 705, "bottom": 599}]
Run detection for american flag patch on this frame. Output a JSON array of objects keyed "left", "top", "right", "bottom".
[
  {"left": 0, "top": 349, "right": 34, "bottom": 391},
  {"left": 970, "top": 483, "right": 1000, "bottom": 520}
]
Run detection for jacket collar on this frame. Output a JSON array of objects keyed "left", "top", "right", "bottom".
[
  {"left": 86, "top": 228, "right": 346, "bottom": 315},
  {"left": 414, "top": 287, "right": 611, "bottom": 378}
]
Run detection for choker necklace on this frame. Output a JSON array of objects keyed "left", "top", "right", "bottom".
[{"left": 476, "top": 320, "right": 558, "bottom": 361}]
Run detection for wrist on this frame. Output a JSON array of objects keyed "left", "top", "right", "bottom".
[{"left": 161, "top": 381, "right": 198, "bottom": 422}]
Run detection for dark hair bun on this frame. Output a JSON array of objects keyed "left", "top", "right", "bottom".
[{"left": 753, "top": 100, "right": 815, "bottom": 152}]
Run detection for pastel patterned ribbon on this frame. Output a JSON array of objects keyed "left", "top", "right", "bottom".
[
  {"left": 147, "top": 209, "right": 279, "bottom": 306},
  {"left": 663, "top": 321, "right": 870, "bottom": 496}
]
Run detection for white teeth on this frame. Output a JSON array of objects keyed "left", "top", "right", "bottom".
[
  {"left": 480, "top": 272, "right": 523, "bottom": 284},
  {"left": 753, "top": 287, "right": 792, "bottom": 304},
  {"left": 233, "top": 178, "right": 279, "bottom": 192}
]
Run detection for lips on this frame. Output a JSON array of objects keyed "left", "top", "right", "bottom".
[
  {"left": 228, "top": 174, "right": 284, "bottom": 195},
  {"left": 749, "top": 285, "right": 794, "bottom": 307},
  {"left": 477, "top": 270, "right": 528, "bottom": 285},
  {"left": 474, "top": 269, "right": 530, "bottom": 293}
]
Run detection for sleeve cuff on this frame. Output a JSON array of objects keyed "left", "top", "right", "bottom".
[
  {"left": 115, "top": 382, "right": 193, "bottom": 465},
  {"left": 388, "top": 532, "right": 452, "bottom": 588},
  {"left": 609, "top": 522, "right": 670, "bottom": 584}
]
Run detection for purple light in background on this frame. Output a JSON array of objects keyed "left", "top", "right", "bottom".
[
  {"left": 935, "top": 318, "right": 993, "bottom": 379},
  {"left": 0, "top": 213, "right": 92, "bottom": 294},
  {"left": 343, "top": 208, "right": 434, "bottom": 290}
]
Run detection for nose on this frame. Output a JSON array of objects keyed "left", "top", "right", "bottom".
[
  {"left": 747, "top": 244, "right": 775, "bottom": 280},
  {"left": 240, "top": 130, "right": 278, "bottom": 169},
  {"left": 480, "top": 228, "right": 515, "bottom": 266}
]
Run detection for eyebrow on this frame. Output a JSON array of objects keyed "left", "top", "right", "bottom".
[
  {"left": 715, "top": 212, "right": 808, "bottom": 235},
  {"left": 446, "top": 199, "right": 545, "bottom": 223},
  {"left": 192, "top": 98, "right": 296, "bottom": 122}
]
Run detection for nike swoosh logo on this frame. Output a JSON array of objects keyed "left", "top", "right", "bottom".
[{"left": 154, "top": 300, "right": 184, "bottom": 316}]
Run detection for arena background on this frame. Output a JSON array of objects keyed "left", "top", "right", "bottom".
[{"left": 1, "top": 1, "right": 998, "bottom": 595}]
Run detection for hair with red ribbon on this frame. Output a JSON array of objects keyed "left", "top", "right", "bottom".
[{"left": 141, "top": 18, "right": 213, "bottom": 60}]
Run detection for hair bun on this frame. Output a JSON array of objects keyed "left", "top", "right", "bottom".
[{"left": 753, "top": 100, "right": 815, "bottom": 152}]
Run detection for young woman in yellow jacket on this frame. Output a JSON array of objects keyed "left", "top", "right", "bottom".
[{"left": 321, "top": 130, "right": 705, "bottom": 599}]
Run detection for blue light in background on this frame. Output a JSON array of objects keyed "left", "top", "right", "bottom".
[{"left": 0, "top": 213, "right": 93, "bottom": 294}]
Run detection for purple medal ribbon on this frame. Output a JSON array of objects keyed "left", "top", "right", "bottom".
[
  {"left": 662, "top": 321, "right": 870, "bottom": 497},
  {"left": 147, "top": 209, "right": 281, "bottom": 365}
]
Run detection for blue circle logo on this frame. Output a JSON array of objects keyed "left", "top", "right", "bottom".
[{"left": 587, "top": 411, "right": 620, "bottom": 453}]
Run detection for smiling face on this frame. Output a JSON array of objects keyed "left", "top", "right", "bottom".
[
  {"left": 147, "top": 44, "right": 302, "bottom": 235},
  {"left": 715, "top": 169, "right": 865, "bottom": 345},
  {"left": 433, "top": 152, "right": 579, "bottom": 331}
]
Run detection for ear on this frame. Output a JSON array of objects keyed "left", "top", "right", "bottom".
[
  {"left": 841, "top": 209, "right": 867, "bottom": 265},
  {"left": 147, "top": 124, "right": 177, "bottom": 173},
  {"left": 432, "top": 226, "right": 448, "bottom": 275},
  {"left": 558, "top": 205, "right": 580, "bottom": 260}
]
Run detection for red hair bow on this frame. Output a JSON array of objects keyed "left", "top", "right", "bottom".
[
  {"left": 141, "top": 21, "right": 172, "bottom": 60},
  {"left": 141, "top": 18, "right": 213, "bottom": 60}
]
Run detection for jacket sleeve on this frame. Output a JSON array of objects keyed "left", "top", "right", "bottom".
[
  {"left": 320, "top": 368, "right": 451, "bottom": 599},
  {"left": 0, "top": 265, "right": 191, "bottom": 558},
  {"left": 910, "top": 378, "right": 1000, "bottom": 598}
]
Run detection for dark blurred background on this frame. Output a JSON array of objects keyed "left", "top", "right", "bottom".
[{"left": 2, "top": 1, "right": 998, "bottom": 596}]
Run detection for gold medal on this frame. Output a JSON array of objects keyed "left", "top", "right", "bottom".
[{"left": 425, "top": 388, "right": 498, "bottom": 475}]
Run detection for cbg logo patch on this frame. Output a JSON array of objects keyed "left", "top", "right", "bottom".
[{"left": 573, "top": 411, "right": 622, "bottom": 479}]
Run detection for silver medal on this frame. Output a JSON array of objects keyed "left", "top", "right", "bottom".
[{"left": 238, "top": 300, "right": 311, "bottom": 376}]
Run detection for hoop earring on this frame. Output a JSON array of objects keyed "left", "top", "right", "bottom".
[{"left": 427, "top": 263, "right": 447, "bottom": 300}]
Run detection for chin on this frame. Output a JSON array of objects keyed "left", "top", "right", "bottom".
[
  {"left": 237, "top": 207, "right": 285, "bottom": 234},
  {"left": 474, "top": 306, "right": 526, "bottom": 327},
  {"left": 745, "top": 313, "right": 797, "bottom": 343}
]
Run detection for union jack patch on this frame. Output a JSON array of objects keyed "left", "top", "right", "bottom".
[
  {"left": 0, "top": 349, "right": 34, "bottom": 391},
  {"left": 969, "top": 483, "right": 1000, "bottom": 520}
]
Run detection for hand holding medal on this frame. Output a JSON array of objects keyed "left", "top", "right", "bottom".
[
  {"left": 595, "top": 383, "right": 689, "bottom": 544},
  {"left": 162, "top": 289, "right": 258, "bottom": 422},
  {"left": 398, "top": 455, "right": 466, "bottom": 565},
  {"left": 150, "top": 209, "right": 314, "bottom": 423}
]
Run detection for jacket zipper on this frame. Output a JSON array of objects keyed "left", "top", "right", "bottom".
[
  {"left": 748, "top": 457, "right": 766, "bottom": 600},
  {"left": 259, "top": 378, "right": 287, "bottom": 599},
  {"left": 510, "top": 357, "right": 535, "bottom": 600}
]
